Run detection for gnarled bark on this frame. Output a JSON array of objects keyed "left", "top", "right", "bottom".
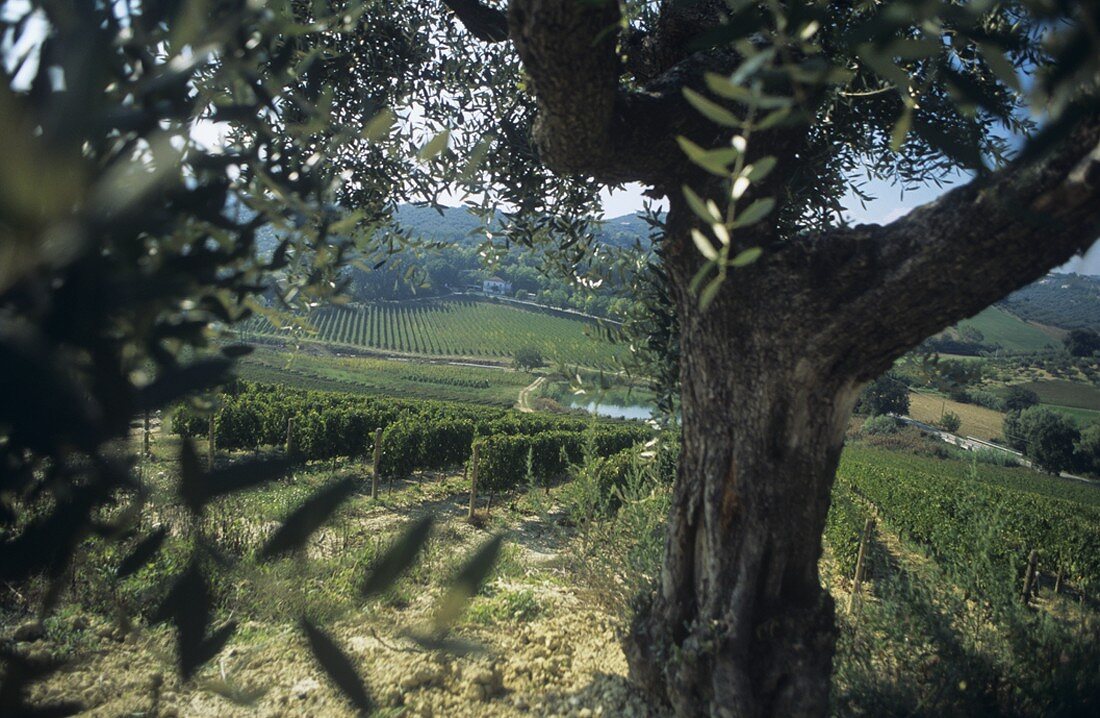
[{"left": 624, "top": 202, "right": 860, "bottom": 717}]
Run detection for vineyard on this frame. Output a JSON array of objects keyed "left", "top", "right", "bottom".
[
  {"left": 239, "top": 299, "right": 620, "bottom": 367},
  {"left": 173, "top": 382, "right": 652, "bottom": 491},
  {"left": 832, "top": 444, "right": 1100, "bottom": 593}
]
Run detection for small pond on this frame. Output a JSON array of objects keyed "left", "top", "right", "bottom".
[{"left": 568, "top": 400, "right": 655, "bottom": 420}]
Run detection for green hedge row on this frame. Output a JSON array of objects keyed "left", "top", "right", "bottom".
[
  {"left": 475, "top": 426, "right": 650, "bottom": 491},
  {"left": 379, "top": 418, "right": 476, "bottom": 478},
  {"left": 173, "top": 381, "right": 650, "bottom": 480}
]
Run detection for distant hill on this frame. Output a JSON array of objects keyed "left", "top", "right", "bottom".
[
  {"left": 395, "top": 204, "right": 653, "bottom": 248},
  {"left": 997, "top": 273, "right": 1100, "bottom": 332},
  {"left": 394, "top": 204, "right": 489, "bottom": 244}
]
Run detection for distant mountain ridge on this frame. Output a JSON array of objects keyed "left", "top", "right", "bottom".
[
  {"left": 395, "top": 203, "right": 654, "bottom": 248},
  {"left": 397, "top": 206, "right": 1099, "bottom": 333},
  {"left": 998, "top": 273, "right": 1100, "bottom": 332}
]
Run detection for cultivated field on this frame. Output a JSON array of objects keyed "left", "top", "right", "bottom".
[
  {"left": 1015, "top": 379, "right": 1100, "bottom": 412},
  {"left": 239, "top": 299, "right": 620, "bottom": 368},
  {"left": 237, "top": 346, "right": 534, "bottom": 407},
  {"left": 952, "top": 306, "right": 1058, "bottom": 353},
  {"left": 907, "top": 391, "right": 1007, "bottom": 440}
]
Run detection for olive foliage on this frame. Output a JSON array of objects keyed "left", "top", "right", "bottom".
[{"left": 0, "top": 1, "right": 498, "bottom": 711}]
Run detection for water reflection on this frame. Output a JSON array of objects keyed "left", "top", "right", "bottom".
[{"left": 569, "top": 400, "right": 654, "bottom": 420}]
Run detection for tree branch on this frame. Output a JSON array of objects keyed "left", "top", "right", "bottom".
[
  {"left": 802, "top": 112, "right": 1100, "bottom": 378},
  {"left": 506, "top": 0, "right": 626, "bottom": 180},
  {"left": 442, "top": 0, "right": 508, "bottom": 42},
  {"left": 505, "top": 0, "right": 742, "bottom": 185}
]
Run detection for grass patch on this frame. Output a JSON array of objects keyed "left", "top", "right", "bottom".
[
  {"left": 1045, "top": 404, "right": 1100, "bottom": 428},
  {"left": 952, "top": 306, "right": 1057, "bottom": 353},
  {"left": 466, "top": 586, "right": 542, "bottom": 626}
]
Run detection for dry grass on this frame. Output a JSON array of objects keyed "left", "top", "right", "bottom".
[{"left": 908, "top": 391, "right": 1006, "bottom": 441}]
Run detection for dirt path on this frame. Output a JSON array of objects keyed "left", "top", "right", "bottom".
[{"left": 516, "top": 376, "right": 547, "bottom": 413}]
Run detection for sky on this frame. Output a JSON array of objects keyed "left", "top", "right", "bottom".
[{"left": 599, "top": 178, "right": 1100, "bottom": 276}]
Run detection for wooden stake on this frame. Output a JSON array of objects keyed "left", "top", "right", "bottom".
[
  {"left": 207, "top": 416, "right": 216, "bottom": 469},
  {"left": 286, "top": 416, "right": 296, "bottom": 457},
  {"left": 848, "top": 517, "right": 875, "bottom": 615},
  {"left": 143, "top": 411, "right": 151, "bottom": 458},
  {"left": 371, "top": 428, "right": 382, "bottom": 500},
  {"left": 468, "top": 443, "right": 480, "bottom": 520},
  {"left": 1055, "top": 566, "right": 1063, "bottom": 595},
  {"left": 1021, "top": 549, "right": 1039, "bottom": 604}
]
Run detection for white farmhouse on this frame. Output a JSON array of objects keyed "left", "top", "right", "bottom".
[{"left": 482, "top": 277, "right": 512, "bottom": 295}]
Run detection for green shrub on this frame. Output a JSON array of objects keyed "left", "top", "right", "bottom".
[
  {"left": 856, "top": 372, "right": 910, "bottom": 416},
  {"left": 957, "top": 388, "right": 1006, "bottom": 411},
  {"left": 862, "top": 414, "right": 900, "bottom": 435},
  {"left": 1076, "top": 424, "right": 1100, "bottom": 476},
  {"left": 1004, "top": 385, "right": 1041, "bottom": 412},
  {"left": 938, "top": 411, "right": 962, "bottom": 433},
  {"left": 1004, "top": 407, "right": 1080, "bottom": 473}
]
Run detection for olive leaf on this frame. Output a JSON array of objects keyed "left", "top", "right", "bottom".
[
  {"left": 300, "top": 617, "right": 373, "bottom": 714},
  {"left": 360, "top": 515, "right": 433, "bottom": 599},
  {"left": 181, "top": 456, "right": 295, "bottom": 515},
  {"left": 259, "top": 477, "right": 357, "bottom": 561},
  {"left": 432, "top": 534, "right": 502, "bottom": 632},
  {"left": 116, "top": 527, "right": 167, "bottom": 579}
]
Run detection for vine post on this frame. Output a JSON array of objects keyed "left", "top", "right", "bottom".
[
  {"left": 371, "top": 427, "right": 382, "bottom": 499},
  {"left": 286, "top": 416, "right": 296, "bottom": 457},
  {"left": 1022, "top": 549, "right": 1040, "bottom": 604},
  {"left": 848, "top": 517, "right": 875, "bottom": 615},
  {"left": 468, "top": 442, "right": 480, "bottom": 521},
  {"left": 143, "top": 411, "right": 151, "bottom": 458},
  {"left": 207, "top": 416, "right": 216, "bottom": 469}
]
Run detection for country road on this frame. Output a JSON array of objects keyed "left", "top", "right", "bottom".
[
  {"left": 895, "top": 414, "right": 1097, "bottom": 485},
  {"left": 517, "top": 376, "right": 547, "bottom": 412}
]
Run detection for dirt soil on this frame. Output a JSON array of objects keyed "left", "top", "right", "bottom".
[{"left": 7, "top": 468, "right": 670, "bottom": 718}]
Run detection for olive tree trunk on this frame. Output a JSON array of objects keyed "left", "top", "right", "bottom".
[{"left": 625, "top": 211, "right": 861, "bottom": 717}]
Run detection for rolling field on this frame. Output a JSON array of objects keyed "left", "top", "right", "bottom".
[
  {"left": 953, "top": 306, "right": 1057, "bottom": 353},
  {"left": 907, "top": 391, "right": 1006, "bottom": 440},
  {"left": 237, "top": 346, "right": 534, "bottom": 406},
  {"left": 239, "top": 298, "right": 620, "bottom": 368},
  {"left": 1007, "top": 379, "right": 1100, "bottom": 427},
  {"left": 1044, "top": 404, "right": 1100, "bottom": 427}
]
